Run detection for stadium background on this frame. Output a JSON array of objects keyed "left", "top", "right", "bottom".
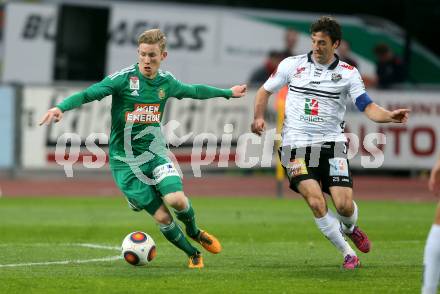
[
  {"left": 1, "top": 0, "right": 439, "bottom": 194},
  {"left": 0, "top": 1, "right": 439, "bottom": 293}
]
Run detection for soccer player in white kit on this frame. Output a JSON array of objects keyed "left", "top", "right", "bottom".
[
  {"left": 423, "top": 159, "right": 440, "bottom": 293},
  {"left": 251, "top": 16, "right": 410, "bottom": 269}
]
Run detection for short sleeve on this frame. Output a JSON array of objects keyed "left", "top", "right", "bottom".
[
  {"left": 349, "top": 68, "right": 366, "bottom": 104},
  {"left": 263, "top": 58, "right": 292, "bottom": 94}
]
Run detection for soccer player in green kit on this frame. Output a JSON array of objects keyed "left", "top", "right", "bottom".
[{"left": 39, "top": 29, "right": 247, "bottom": 269}]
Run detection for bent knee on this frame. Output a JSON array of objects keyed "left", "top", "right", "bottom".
[
  {"left": 153, "top": 210, "right": 173, "bottom": 225},
  {"left": 307, "top": 197, "right": 327, "bottom": 215},
  {"left": 164, "top": 191, "right": 188, "bottom": 210},
  {"left": 335, "top": 200, "right": 354, "bottom": 216}
]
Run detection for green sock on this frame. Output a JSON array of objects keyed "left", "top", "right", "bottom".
[
  {"left": 175, "top": 201, "right": 200, "bottom": 238},
  {"left": 159, "top": 221, "right": 198, "bottom": 257}
]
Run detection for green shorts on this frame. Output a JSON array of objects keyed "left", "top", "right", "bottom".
[{"left": 111, "top": 156, "right": 183, "bottom": 215}]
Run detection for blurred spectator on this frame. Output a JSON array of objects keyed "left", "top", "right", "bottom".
[
  {"left": 337, "top": 40, "right": 358, "bottom": 68},
  {"left": 373, "top": 43, "right": 406, "bottom": 89},
  {"left": 337, "top": 40, "right": 379, "bottom": 88},
  {"left": 249, "top": 50, "right": 284, "bottom": 86},
  {"left": 281, "top": 28, "right": 299, "bottom": 58}
]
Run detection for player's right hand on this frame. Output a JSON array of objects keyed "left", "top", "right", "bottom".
[
  {"left": 251, "top": 118, "right": 266, "bottom": 136},
  {"left": 39, "top": 107, "right": 63, "bottom": 126}
]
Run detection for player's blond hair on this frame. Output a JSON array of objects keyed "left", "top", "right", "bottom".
[{"left": 137, "top": 29, "right": 167, "bottom": 52}]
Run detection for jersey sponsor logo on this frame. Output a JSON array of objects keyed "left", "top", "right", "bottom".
[
  {"left": 299, "top": 115, "right": 324, "bottom": 122},
  {"left": 304, "top": 98, "right": 319, "bottom": 115},
  {"left": 340, "top": 64, "right": 354, "bottom": 70},
  {"left": 328, "top": 157, "right": 349, "bottom": 177},
  {"left": 125, "top": 113, "right": 161, "bottom": 124},
  {"left": 134, "top": 104, "right": 160, "bottom": 113},
  {"left": 331, "top": 73, "right": 342, "bottom": 82},
  {"left": 287, "top": 158, "right": 308, "bottom": 178},
  {"left": 152, "top": 162, "right": 180, "bottom": 183},
  {"left": 301, "top": 98, "right": 324, "bottom": 122},
  {"left": 129, "top": 76, "right": 140, "bottom": 90},
  {"left": 125, "top": 104, "right": 161, "bottom": 124}
]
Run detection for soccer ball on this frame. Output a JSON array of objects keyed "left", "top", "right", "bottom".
[{"left": 121, "top": 231, "right": 157, "bottom": 266}]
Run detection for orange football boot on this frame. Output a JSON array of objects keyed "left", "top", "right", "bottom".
[
  {"left": 188, "top": 252, "right": 204, "bottom": 269},
  {"left": 192, "top": 230, "right": 222, "bottom": 254}
]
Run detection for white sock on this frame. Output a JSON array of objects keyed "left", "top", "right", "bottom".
[
  {"left": 422, "top": 224, "right": 440, "bottom": 294},
  {"left": 336, "top": 201, "right": 358, "bottom": 234},
  {"left": 315, "top": 212, "right": 356, "bottom": 257}
]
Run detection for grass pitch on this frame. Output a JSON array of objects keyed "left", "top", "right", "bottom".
[{"left": 0, "top": 196, "right": 434, "bottom": 293}]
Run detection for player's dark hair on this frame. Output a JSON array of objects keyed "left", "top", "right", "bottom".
[{"left": 310, "top": 16, "right": 342, "bottom": 45}]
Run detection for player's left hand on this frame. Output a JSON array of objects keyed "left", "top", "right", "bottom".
[
  {"left": 429, "top": 162, "right": 440, "bottom": 197},
  {"left": 230, "top": 84, "right": 247, "bottom": 98},
  {"left": 390, "top": 109, "right": 410, "bottom": 123}
]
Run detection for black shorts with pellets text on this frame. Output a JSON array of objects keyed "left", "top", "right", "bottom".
[{"left": 278, "top": 142, "right": 353, "bottom": 194}]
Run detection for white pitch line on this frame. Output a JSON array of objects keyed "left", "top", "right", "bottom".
[
  {"left": 0, "top": 243, "right": 122, "bottom": 268},
  {"left": 74, "top": 243, "right": 120, "bottom": 251},
  {"left": 0, "top": 255, "right": 121, "bottom": 268},
  {"left": 0, "top": 243, "right": 120, "bottom": 250}
]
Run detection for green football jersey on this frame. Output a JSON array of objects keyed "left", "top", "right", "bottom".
[{"left": 56, "top": 63, "right": 233, "bottom": 168}]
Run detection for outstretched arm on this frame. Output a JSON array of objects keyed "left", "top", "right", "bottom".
[
  {"left": 251, "top": 87, "right": 272, "bottom": 136},
  {"left": 39, "top": 77, "right": 116, "bottom": 126},
  {"left": 39, "top": 91, "right": 101, "bottom": 126},
  {"left": 364, "top": 102, "right": 410, "bottom": 123},
  {"left": 38, "top": 91, "right": 89, "bottom": 125},
  {"left": 172, "top": 83, "right": 246, "bottom": 100}
]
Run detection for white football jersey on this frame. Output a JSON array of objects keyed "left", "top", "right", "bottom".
[{"left": 264, "top": 52, "right": 367, "bottom": 148}]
